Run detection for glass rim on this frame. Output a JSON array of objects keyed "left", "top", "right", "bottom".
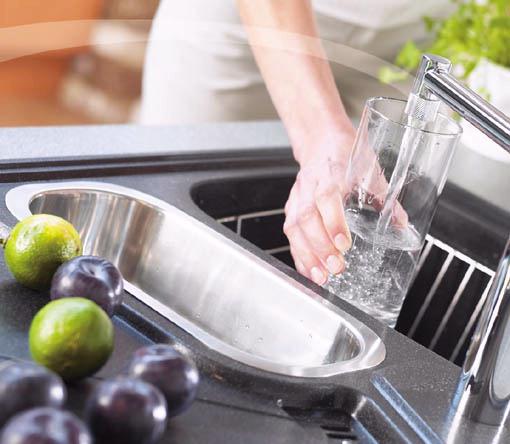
[{"left": 366, "top": 96, "right": 463, "bottom": 138}]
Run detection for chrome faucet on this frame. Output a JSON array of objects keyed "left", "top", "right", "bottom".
[{"left": 411, "top": 54, "right": 510, "bottom": 429}]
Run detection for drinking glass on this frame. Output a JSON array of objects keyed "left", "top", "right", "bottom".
[{"left": 327, "top": 97, "right": 462, "bottom": 327}]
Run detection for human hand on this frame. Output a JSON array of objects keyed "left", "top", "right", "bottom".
[{"left": 284, "top": 131, "right": 408, "bottom": 285}]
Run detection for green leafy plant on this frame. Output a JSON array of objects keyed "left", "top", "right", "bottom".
[{"left": 380, "top": 0, "right": 510, "bottom": 83}]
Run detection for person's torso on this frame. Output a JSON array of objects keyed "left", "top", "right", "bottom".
[{"left": 312, "top": 0, "right": 451, "bottom": 30}]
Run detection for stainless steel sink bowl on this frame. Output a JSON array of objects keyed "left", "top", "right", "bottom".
[
  {"left": 192, "top": 175, "right": 507, "bottom": 366},
  {"left": 6, "top": 181, "right": 385, "bottom": 377}
]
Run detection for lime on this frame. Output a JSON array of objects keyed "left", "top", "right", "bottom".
[
  {"left": 4, "top": 214, "right": 82, "bottom": 290},
  {"left": 29, "top": 298, "right": 114, "bottom": 381}
]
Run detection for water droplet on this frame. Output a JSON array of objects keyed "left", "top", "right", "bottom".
[
  {"left": 257, "top": 337, "right": 263, "bottom": 342},
  {"left": 276, "top": 399, "right": 283, "bottom": 408},
  {"left": 244, "top": 324, "right": 250, "bottom": 329}
]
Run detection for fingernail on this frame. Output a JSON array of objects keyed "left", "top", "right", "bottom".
[
  {"left": 334, "top": 234, "right": 351, "bottom": 253},
  {"left": 311, "top": 267, "right": 326, "bottom": 285},
  {"left": 326, "top": 255, "right": 343, "bottom": 274}
]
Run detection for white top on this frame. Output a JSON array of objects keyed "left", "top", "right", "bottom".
[
  {"left": 141, "top": 0, "right": 453, "bottom": 124},
  {"left": 313, "top": 0, "right": 450, "bottom": 29}
]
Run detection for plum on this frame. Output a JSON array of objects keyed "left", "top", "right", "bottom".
[
  {"left": 128, "top": 344, "right": 199, "bottom": 417},
  {"left": 0, "top": 407, "right": 92, "bottom": 444},
  {"left": 0, "top": 361, "right": 66, "bottom": 427},
  {"left": 50, "top": 256, "right": 123, "bottom": 317},
  {"left": 84, "top": 377, "right": 167, "bottom": 444}
]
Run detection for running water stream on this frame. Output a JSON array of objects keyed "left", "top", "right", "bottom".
[
  {"left": 327, "top": 94, "right": 440, "bottom": 327},
  {"left": 375, "top": 110, "right": 435, "bottom": 235}
]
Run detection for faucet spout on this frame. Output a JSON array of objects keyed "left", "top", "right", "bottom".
[
  {"left": 455, "top": 238, "right": 510, "bottom": 426},
  {"left": 413, "top": 54, "right": 510, "bottom": 427},
  {"left": 414, "top": 54, "right": 510, "bottom": 151}
]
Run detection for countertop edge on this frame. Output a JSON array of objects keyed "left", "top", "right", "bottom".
[
  {"left": 0, "top": 120, "right": 508, "bottom": 211},
  {"left": 0, "top": 121, "right": 290, "bottom": 160}
]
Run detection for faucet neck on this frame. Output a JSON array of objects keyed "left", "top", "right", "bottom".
[
  {"left": 454, "top": 238, "right": 510, "bottom": 425},
  {"left": 413, "top": 54, "right": 510, "bottom": 151},
  {"left": 415, "top": 53, "right": 510, "bottom": 428}
]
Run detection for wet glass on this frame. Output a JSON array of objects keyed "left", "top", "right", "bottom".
[{"left": 327, "top": 97, "right": 462, "bottom": 327}]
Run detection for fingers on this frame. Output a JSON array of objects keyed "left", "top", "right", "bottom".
[
  {"left": 371, "top": 194, "right": 409, "bottom": 228},
  {"left": 286, "top": 230, "right": 327, "bottom": 284},
  {"left": 296, "top": 206, "right": 345, "bottom": 275},
  {"left": 392, "top": 201, "right": 409, "bottom": 228},
  {"left": 296, "top": 177, "right": 346, "bottom": 270},
  {"left": 348, "top": 139, "right": 410, "bottom": 229},
  {"left": 285, "top": 184, "right": 330, "bottom": 285},
  {"left": 290, "top": 246, "right": 307, "bottom": 277},
  {"left": 314, "top": 182, "right": 352, "bottom": 253},
  {"left": 284, "top": 176, "right": 348, "bottom": 285},
  {"left": 367, "top": 165, "right": 409, "bottom": 229}
]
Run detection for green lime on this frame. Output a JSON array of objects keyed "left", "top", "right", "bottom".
[
  {"left": 4, "top": 214, "right": 82, "bottom": 290},
  {"left": 29, "top": 298, "right": 114, "bottom": 381}
]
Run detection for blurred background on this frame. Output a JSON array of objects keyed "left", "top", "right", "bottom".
[{"left": 0, "top": 0, "right": 159, "bottom": 126}]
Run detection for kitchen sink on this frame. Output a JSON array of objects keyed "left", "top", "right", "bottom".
[
  {"left": 192, "top": 174, "right": 509, "bottom": 366},
  {"left": 5, "top": 181, "right": 385, "bottom": 378},
  {"left": 1, "top": 144, "right": 505, "bottom": 443}
]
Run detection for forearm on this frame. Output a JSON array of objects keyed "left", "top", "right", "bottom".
[{"left": 237, "top": 0, "right": 354, "bottom": 164}]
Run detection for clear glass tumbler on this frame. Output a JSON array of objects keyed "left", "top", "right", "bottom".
[{"left": 327, "top": 97, "right": 462, "bottom": 327}]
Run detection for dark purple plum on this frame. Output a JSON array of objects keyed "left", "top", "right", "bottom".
[
  {"left": 0, "top": 407, "right": 92, "bottom": 444},
  {"left": 50, "top": 256, "right": 123, "bottom": 317},
  {"left": 0, "top": 362, "right": 66, "bottom": 427},
  {"left": 84, "top": 377, "right": 167, "bottom": 444},
  {"left": 128, "top": 344, "right": 199, "bottom": 417}
]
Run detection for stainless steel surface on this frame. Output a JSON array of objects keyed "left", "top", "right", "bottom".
[
  {"left": 218, "top": 206, "right": 494, "bottom": 365},
  {"left": 410, "top": 54, "right": 452, "bottom": 101},
  {"left": 453, "top": 238, "right": 510, "bottom": 426},
  {"left": 413, "top": 54, "right": 510, "bottom": 427},
  {"left": 5, "top": 181, "right": 385, "bottom": 378},
  {"left": 412, "top": 54, "right": 510, "bottom": 151},
  {"left": 424, "top": 71, "right": 510, "bottom": 150},
  {"left": 406, "top": 54, "right": 451, "bottom": 121},
  {"left": 406, "top": 237, "right": 494, "bottom": 352}
]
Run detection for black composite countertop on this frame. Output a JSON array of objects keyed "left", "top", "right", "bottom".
[{"left": 0, "top": 124, "right": 507, "bottom": 443}]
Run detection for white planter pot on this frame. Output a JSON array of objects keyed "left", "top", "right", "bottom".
[{"left": 461, "top": 59, "right": 510, "bottom": 164}]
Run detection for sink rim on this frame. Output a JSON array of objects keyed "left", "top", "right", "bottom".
[{"left": 6, "top": 181, "right": 386, "bottom": 378}]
